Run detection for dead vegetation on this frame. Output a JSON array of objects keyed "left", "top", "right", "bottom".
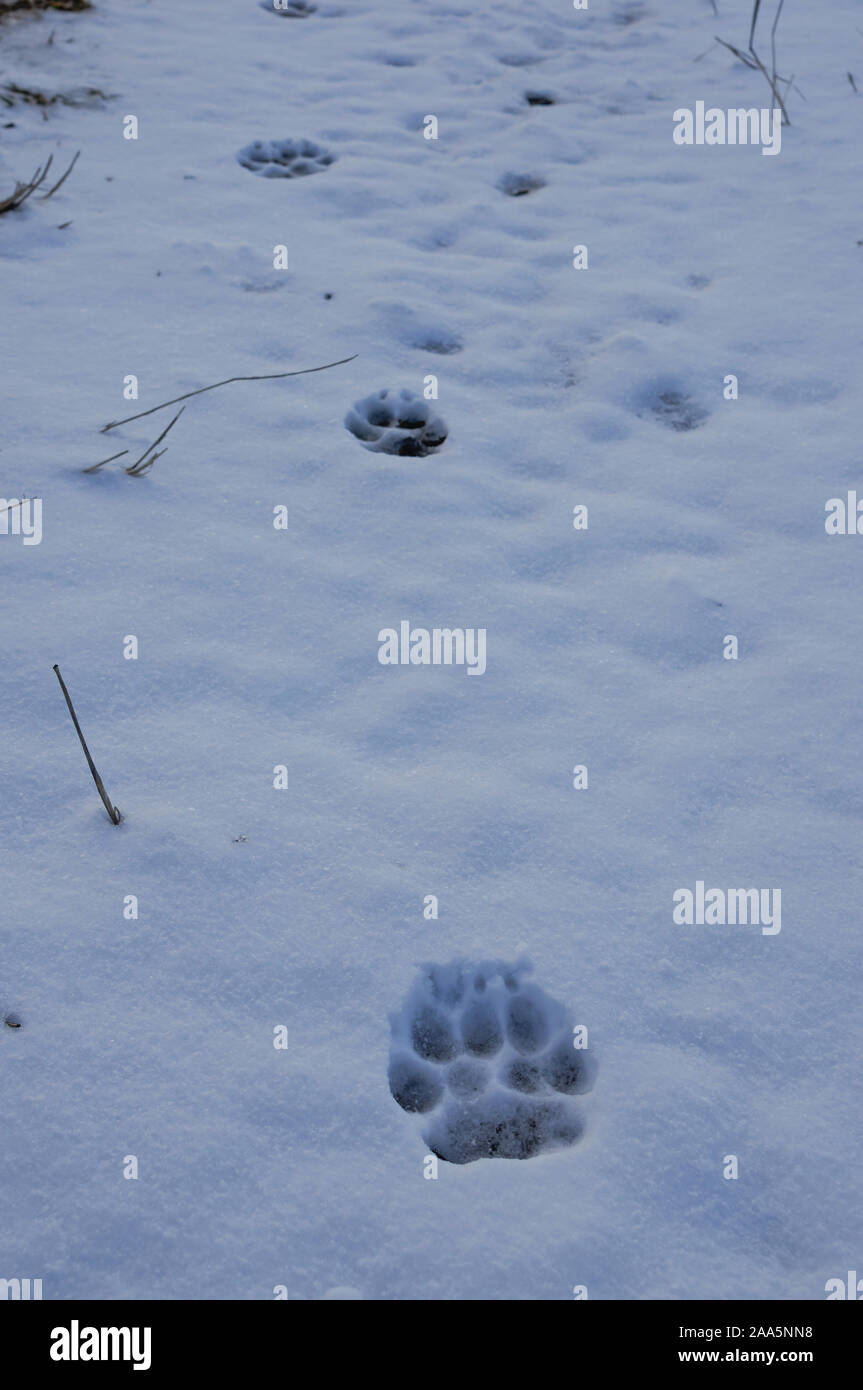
[
  {"left": 100, "top": 357, "right": 359, "bottom": 433},
  {"left": 0, "top": 147, "right": 78, "bottom": 214},
  {"left": 715, "top": 0, "right": 798, "bottom": 126},
  {"left": 125, "top": 407, "right": 185, "bottom": 476},
  {"left": 82, "top": 357, "right": 359, "bottom": 478},
  {"left": 0, "top": 82, "right": 110, "bottom": 115},
  {"left": 0, "top": 1, "right": 91, "bottom": 16},
  {"left": 53, "top": 663, "right": 122, "bottom": 825},
  {"left": 84, "top": 408, "right": 186, "bottom": 476}
]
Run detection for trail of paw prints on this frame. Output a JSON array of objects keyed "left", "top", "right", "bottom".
[
  {"left": 389, "top": 960, "right": 594, "bottom": 1164},
  {"left": 236, "top": 138, "right": 336, "bottom": 179},
  {"left": 345, "top": 389, "right": 448, "bottom": 457}
]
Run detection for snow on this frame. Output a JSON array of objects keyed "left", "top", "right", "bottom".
[{"left": 1, "top": 0, "right": 862, "bottom": 1300}]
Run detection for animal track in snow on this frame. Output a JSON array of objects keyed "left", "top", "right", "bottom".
[
  {"left": 413, "top": 333, "right": 461, "bottom": 355},
  {"left": 613, "top": 1, "right": 649, "bottom": 24},
  {"left": 345, "top": 389, "right": 448, "bottom": 457},
  {"left": 389, "top": 960, "right": 594, "bottom": 1164},
  {"left": 236, "top": 138, "right": 336, "bottom": 179},
  {"left": 632, "top": 380, "right": 709, "bottom": 433},
  {"left": 372, "top": 304, "right": 462, "bottom": 356},
  {"left": 498, "top": 53, "right": 545, "bottom": 68},
  {"left": 498, "top": 172, "right": 546, "bottom": 197},
  {"left": 649, "top": 390, "right": 708, "bottom": 432}
]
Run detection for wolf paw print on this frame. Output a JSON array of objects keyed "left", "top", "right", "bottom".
[
  {"left": 236, "top": 138, "right": 336, "bottom": 179},
  {"left": 388, "top": 960, "right": 595, "bottom": 1164},
  {"left": 648, "top": 389, "right": 708, "bottom": 432},
  {"left": 345, "top": 389, "right": 448, "bottom": 457}
]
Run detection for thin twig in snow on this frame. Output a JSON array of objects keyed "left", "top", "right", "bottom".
[
  {"left": 82, "top": 449, "right": 129, "bottom": 474},
  {"left": 0, "top": 154, "right": 53, "bottom": 214},
  {"left": 126, "top": 446, "right": 167, "bottom": 477},
  {"left": 715, "top": 0, "right": 792, "bottom": 125},
  {"left": 52, "top": 664, "right": 122, "bottom": 825},
  {"left": 125, "top": 406, "right": 184, "bottom": 475},
  {"left": 0, "top": 149, "right": 80, "bottom": 215},
  {"left": 42, "top": 148, "right": 80, "bottom": 199},
  {"left": 100, "top": 355, "right": 359, "bottom": 432}
]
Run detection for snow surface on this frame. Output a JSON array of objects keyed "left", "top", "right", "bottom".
[{"left": 1, "top": 0, "right": 862, "bottom": 1300}]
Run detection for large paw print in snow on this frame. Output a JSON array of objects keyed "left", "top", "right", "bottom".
[
  {"left": 389, "top": 960, "right": 595, "bottom": 1164},
  {"left": 237, "top": 138, "right": 336, "bottom": 179},
  {"left": 345, "top": 389, "right": 448, "bottom": 457}
]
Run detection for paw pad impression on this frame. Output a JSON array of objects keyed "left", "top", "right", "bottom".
[
  {"left": 345, "top": 388, "right": 448, "bottom": 457},
  {"left": 237, "top": 138, "right": 336, "bottom": 179},
  {"left": 648, "top": 390, "right": 708, "bottom": 432},
  {"left": 389, "top": 959, "right": 595, "bottom": 1164}
]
